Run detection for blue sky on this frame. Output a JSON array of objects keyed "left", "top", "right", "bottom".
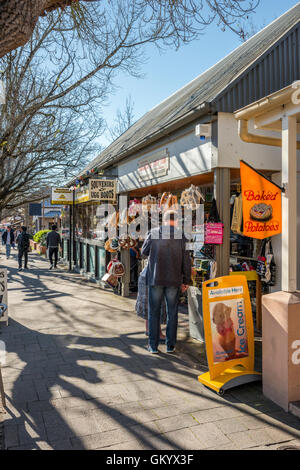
[{"left": 100, "top": 0, "right": 299, "bottom": 148}]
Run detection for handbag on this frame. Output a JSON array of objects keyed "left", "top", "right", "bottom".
[
  {"left": 261, "top": 239, "right": 276, "bottom": 286},
  {"left": 107, "top": 258, "right": 125, "bottom": 277},
  {"left": 205, "top": 198, "right": 224, "bottom": 244}
]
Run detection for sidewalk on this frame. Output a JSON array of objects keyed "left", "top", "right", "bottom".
[{"left": 0, "top": 250, "right": 299, "bottom": 450}]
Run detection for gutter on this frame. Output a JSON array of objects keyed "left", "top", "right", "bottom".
[{"left": 238, "top": 118, "right": 300, "bottom": 150}]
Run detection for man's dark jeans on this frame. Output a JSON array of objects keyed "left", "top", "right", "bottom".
[
  {"left": 49, "top": 247, "right": 58, "bottom": 267},
  {"left": 18, "top": 249, "right": 28, "bottom": 268},
  {"left": 148, "top": 285, "right": 180, "bottom": 351}
]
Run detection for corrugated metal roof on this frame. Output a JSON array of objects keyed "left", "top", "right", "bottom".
[{"left": 81, "top": 2, "right": 300, "bottom": 174}]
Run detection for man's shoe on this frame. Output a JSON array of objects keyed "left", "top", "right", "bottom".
[
  {"left": 166, "top": 347, "right": 176, "bottom": 353},
  {"left": 18, "top": 268, "right": 22, "bottom": 272},
  {"left": 148, "top": 346, "right": 159, "bottom": 354},
  {"left": 49, "top": 265, "right": 53, "bottom": 270}
]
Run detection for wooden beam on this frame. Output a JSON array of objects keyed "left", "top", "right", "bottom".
[
  {"left": 214, "top": 168, "right": 230, "bottom": 277},
  {"left": 281, "top": 115, "right": 297, "bottom": 292}
]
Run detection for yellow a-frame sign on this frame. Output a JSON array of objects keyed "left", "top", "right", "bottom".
[{"left": 198, "top": 275, "right": 261, "bottom": 395}]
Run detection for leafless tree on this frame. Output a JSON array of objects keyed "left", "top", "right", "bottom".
[
  {"left": 108, "top": 95, "right": 135, "bottom": 142},
  {"left": 0, "top": 0, "right": 259, "bottom": 212}
]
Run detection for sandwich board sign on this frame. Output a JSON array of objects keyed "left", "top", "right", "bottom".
[
  {"left": 0, "top": 268, "right": 8, "bottom": 326},
  {"left": 198, "top": 275, "right": 261, "bottom": 395},
  {"left": 51, "top": 188, "right": 73, "bottom": 205}
]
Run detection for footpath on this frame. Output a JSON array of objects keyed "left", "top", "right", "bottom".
[{"left": 0, "top": 249, "right": 299, "bottom": 450}]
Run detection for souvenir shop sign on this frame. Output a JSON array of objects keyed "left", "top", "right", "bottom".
[
  {"left": 138, "top": 151, "right": 169, "bottom": 181},
  {"left": 0, "top": 268, "right": 8, "bottom": 326},
  {"left": 240, "top": 160, "right": 282, "bottom": 239},
  {"left": 51, "top": 188, "right": 73, "bottom": 205},
  {"left": 198, "top": 275, "right": 261, "bottom": 394},
  {"left": 89, "top": 179, "right": 116, "bottom": 203}
]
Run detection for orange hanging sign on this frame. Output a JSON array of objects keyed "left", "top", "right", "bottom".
[{"left": 240, "top": 160, "right": 282, "bottom": 239}]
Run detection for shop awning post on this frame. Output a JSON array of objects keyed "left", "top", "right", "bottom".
[
  {"left": 214, "top": 168, "right": 230, "bottom": 277},
  {"left": 69, "top": 197, "right": 73, "bottom": 272},
  {"left": 72, "top": 188, "right": 76, "bottom": 267},
  {"left": 281, "top": 115, "right": 297, "bottom": 292}
]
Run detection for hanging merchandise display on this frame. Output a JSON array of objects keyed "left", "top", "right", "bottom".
[
  {"left": 198, "top": 275, "right": 261, "bottom": 395},
  {"left": 160, "top": 192, "right": 178, "bottom": 211},
  {"left": 180, "top": 185, "right": 204, "bottom": 210},
  {"left": 101, "top": 272, "right": 119, "bottom": 288},
  {"left": 107, "top": 258, "right": 125, "bottom": 277},
  {"left": 128, "top": 199, "right": 141, "bottom": 217},
  {"left": 119, "top": 236, "right": 137, "bottom": 250},
  {"left": 256, "top": 238, "right": 276, "bottom": 286},
  {"left": 104, "top": 238, "right": 119, "bottom": 253},
  {"left": 240, "top": 160, "right": 282, "bottom": 239},
  {"left": 205, "top": 199, "right": 224, "bottom": 245},
  {"left": 231, "top": 193, "right": 243, "bottom": 235},
  {"left": 142, "top": 194, "right": 156, "bottom": 213}
]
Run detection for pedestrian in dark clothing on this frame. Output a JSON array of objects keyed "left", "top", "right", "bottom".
[
  {"left": 17, "top": 226, "right": 30, "bottom": 271},
  {"left": 2, "top": 226, "right": 15, "bottom": 259},
  {"left": 46, "top": 225, "right": 61, "bottom": 269},
  {"left": 141, "top": 210, "right": 191, "bottom": 354}
]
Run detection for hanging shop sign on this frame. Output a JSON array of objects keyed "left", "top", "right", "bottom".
[
  {"left": 75, "top": 186, "right": 90, "bottom": 204},
  {"left": 137, "top": 150, "right": 169, "bottom": 181},
  {"left": 51, "top": 188, "right": 73, "bottom": 205},
  {"left": 198, "top": 275, "right": 261, "bottom": 395},
  {"left": 89, "top": 179, "right": 117, "bottom": 203},
  {"left": 240, "top": 160, "right": 282, "bottom": 239},
  {"left": 0, "top": 268, "right": 8, "bottom": 326}
]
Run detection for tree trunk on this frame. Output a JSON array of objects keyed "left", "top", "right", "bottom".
[{"left": 0, "top": 0, "right": 95, "bottom": 58}]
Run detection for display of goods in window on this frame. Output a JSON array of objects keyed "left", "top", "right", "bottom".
[
  {"left": 180, "top": 185, "right": 204, "bottom": 210},
  {"left": 142, "top": 195, "right": 156, "bottom": 213},
  {"left": 160, "top": 192, "right": 178, "bottom": 210},
  {"left": 128, "top": 199, "right": 141, "bottom": 217}
]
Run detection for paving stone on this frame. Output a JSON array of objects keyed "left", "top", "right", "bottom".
[
  {"left": 162, "top": 428, "right": 206, "bottom": 450},
  {"left": 71, "top": 428, "right": 132, "bottom": 450},
  {"left": 190, "top": 422, "right": 232, "bottom": 449},
  {"left": 3, "top": 424, "right": 19, "bottom": 448},
  {"left": 154, "top": 414, "right": 198, "bottom": 433},
  {"left": 101, "top": 439, "right": 144, "bottom": 450}
]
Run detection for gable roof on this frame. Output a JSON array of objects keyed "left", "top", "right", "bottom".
[{"left": 80, "top": 2, "right": 300, "bottom": 175}]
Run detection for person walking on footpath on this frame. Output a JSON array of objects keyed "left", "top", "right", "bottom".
[
  {"left": 2, "top": 225, "right": 15, "bottom": 259},
  {"left": 17, "top": 226, "right": 30, "bottom": 271},
  {"left": 141, "top": 210, "right": 191, "bottom": 354},
  {"left": 46, "top": 225, "right": 62, "bottom": 270}
]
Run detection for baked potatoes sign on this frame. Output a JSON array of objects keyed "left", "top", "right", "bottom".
[{"left": 240, "top": 160, "right": 282, "bottom": 239}]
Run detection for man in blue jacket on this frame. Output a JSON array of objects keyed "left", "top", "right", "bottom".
[{"left": 141, "top": 210, "right": 191, "bottom": 354}]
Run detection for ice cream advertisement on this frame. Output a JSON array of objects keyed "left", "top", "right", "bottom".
[{"left": 209, "top": 298, "right": 249, "bottom": 363}]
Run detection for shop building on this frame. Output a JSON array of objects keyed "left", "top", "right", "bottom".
[{"left": 63, "top": 4, "right": 300, "bottom": 304}]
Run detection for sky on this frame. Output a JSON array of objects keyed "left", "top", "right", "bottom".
[{"left": 100, "top": 0, "right": 299, "bottom": 148}]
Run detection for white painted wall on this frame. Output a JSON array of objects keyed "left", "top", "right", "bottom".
[
  {"left": 271, "top": 172, "right": 300, "bottom": 292},
  {"left": 117, "top": 131, "right": 213, "bottom": 193},
  {"left": 216, "top": 113, "right": 300, "bottom": 171}
]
